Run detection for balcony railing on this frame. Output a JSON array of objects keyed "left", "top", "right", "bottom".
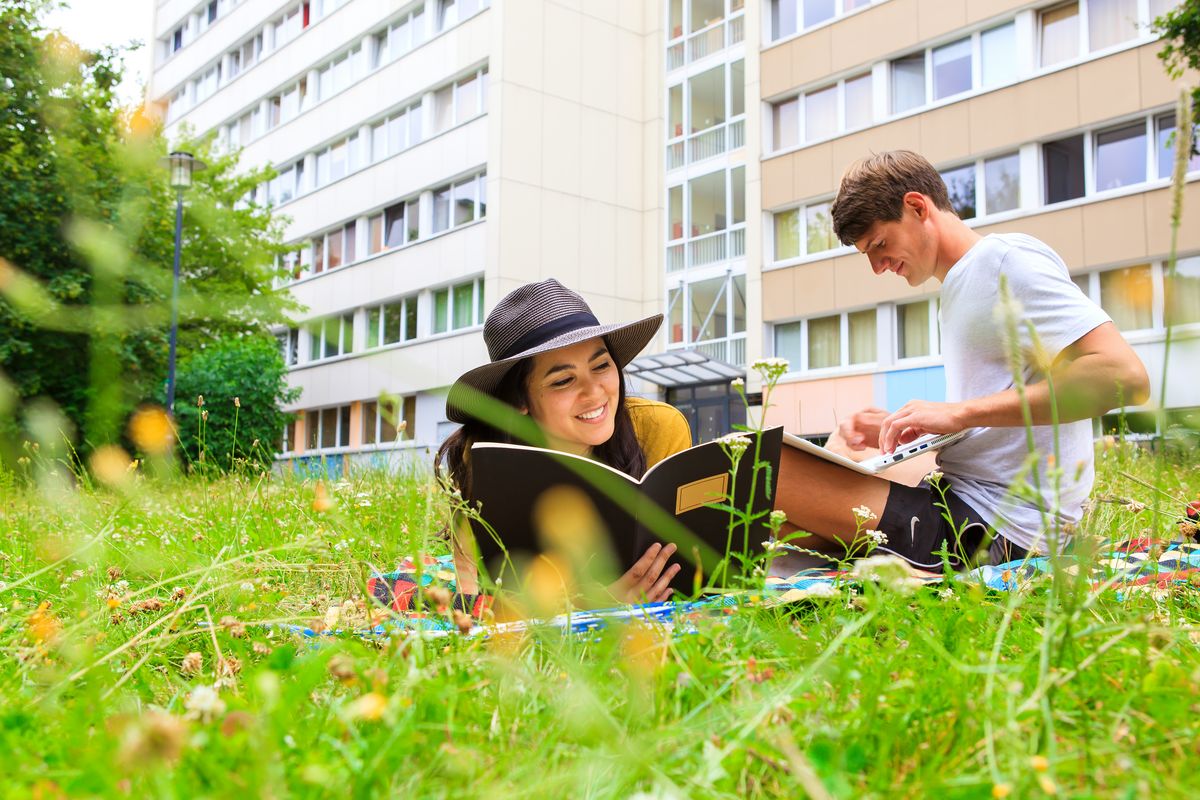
[
  {"left": 667, "top": 116, "right": 746, "bottom": 170},
  {"left": 689, "top": 126, "right": 724, "bottom": 162},
  {"left": 667, "top": 140, "right": 685, "bottom": 171},
  {"left": 680, "top": 335, "right": 747, "bottom": 368},
  {"left": 667, "top": 41, "right": 685, "bottom": 71},
  {"left": 667, "top": 12, "right": 744, "bottom": 71},
  {"left": 669, "top": 224, "right": 745, "bottom": 271}
]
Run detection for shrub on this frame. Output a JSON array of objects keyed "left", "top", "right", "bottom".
[{"left": 171, "top": 336, "right": 300, "bottom": 471}]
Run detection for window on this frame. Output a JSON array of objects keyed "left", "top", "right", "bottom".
[
  {"left": 362, "top": 395, "right": 416, "bottom": 446},
  {"left": 773, "top": 307, "right": 876, "bottom": 371},
  {"left": 367, "top": 297, "right": 419, "bottom": 348},
  {"left": 278, "top": 329, "right": 299, "bottom": 366},
  {"left": 803, "top": 0, "right": 835, "bottom": 28},
  {"left": 807, "top": 314, "right": 840, "bottom": 369},
  {"left": 771, "top": 0, "right": 798, "bottom": 40},
  {"left": 669, "top": 273, "right": 745, "bottom": 346},
  {"left": 312, "top": 223, "right": 356, "bottom": 272},
  {"left": 435, "top": 85, "right": 454, "bottom": 132},
  {"left": 456, "top": 73, "right": 481, "bottom": 121},
  {"left": 689, "top": 66, "right": 725, "bottom": 134},
  {"left": 774, "top": 72, "right": 872, "bottom": 152},
  {"left": 774, "top": 208, "right": 800, "bottom": 261},
  {"left": 688, "top": 170, "right": 726, "bottom": 236},
  {"left": 384, "top": 201, "right": 414, "bottom": 247},
  {"left": 1089, "top": 0, "right": 1138, "bottom": 51},
  {"left": 804, "top": 85, "right": 837, "bottom": 142},
  {"left": 1094, "top": 121, "right": 1146, "bottom": 192},
  {"left": 433, "top": 279, "right": 484, "bottom": 334},
  {"left": 897, "top": 300, "right": 938, "bottom": 359},
  {"left": 329, "top": 140, "right": 347, "bottom": 182},
  {"left": 805, "top": 202, "right": 834, "bottom": 253},
  {"left": 848, "top": 308, "right": 876, "bottom": 364},
  {"left": 432, "top": 186, "right": 450, "bottom": 233},
  {"left": 773, "top": 200, "right": 833, "bottom": 260},
  {"left": 940, "top": 164, "right": 976, "bottom": 220},
  {"left": 368, "top": 214, "right": 384, "bottom": 255},
  {"left": 981, "top": 23, "right": 1017, "bottom": 87},
  {"left": 668, "top": 185, "right": 684, "bottom": 241},
  {"left": 439, "top": 0, "right": 458, "bottom": 30},
  {"left": 1040, "top": 3, "right": 1080, "bottom": 66},
  {"left": 305, "top": 405, "right": 351, "bottom": 451},
  {"left": 1155, "top": 112, "right": 1200, "bottom": 179},
  {"left": 1043, "top": 134, "right": 1085, "bottom": 204},
  {"left": 307, "top": 313, "right": 355, "bottom": 362},
  {"left": 843, "top": 73, "right": 872, "bottom": 130},
  {"left": 1166, "top": 257, "right": 1200, "bottom": 327},
  {"left": 1099, "top": 265, "right": 1153, "bottom": 331},
  {"left": 773, "top": 98, "right": 799, "bottom": 150},
  {"left": 891, "top": 53, "right": 926, "bottom": 114},
  {"left": 932, "top": 37, "right": 972, "bottom": 101},
  {"left": 984, "top": 153, "right": 1020, "bottom": 214}
]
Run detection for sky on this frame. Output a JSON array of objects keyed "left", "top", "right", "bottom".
[{"left": 41, "top": 0, "right": 157, "bottom": 107}]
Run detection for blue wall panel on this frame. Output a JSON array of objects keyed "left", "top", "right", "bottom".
[{"left": 884, "top": 366, "right": 946, "bottom": 411}]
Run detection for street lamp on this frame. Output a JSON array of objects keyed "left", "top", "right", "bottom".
[{"left": 158, "top": 151, "right": 207, "bottom": 414}]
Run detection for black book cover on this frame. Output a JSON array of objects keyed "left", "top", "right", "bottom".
[{"left": 466, "top": 427, "right": 782, "bottom": 592}]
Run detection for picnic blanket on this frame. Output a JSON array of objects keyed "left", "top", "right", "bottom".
[{"left": 280, "top": 538, "right": 1197, "bottom": 640}]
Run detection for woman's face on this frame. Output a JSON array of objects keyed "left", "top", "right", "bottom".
[{"left": 523, "top": 337, "right": 620, "bottom": 456}]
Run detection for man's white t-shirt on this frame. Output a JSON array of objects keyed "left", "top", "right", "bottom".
[{"left": 936, "top": 233, "right": 1111, "bottom": 553}]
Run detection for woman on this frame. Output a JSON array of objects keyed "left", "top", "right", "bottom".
[{"left": 436, "top": 279, "right": 691, "bottom": 603}]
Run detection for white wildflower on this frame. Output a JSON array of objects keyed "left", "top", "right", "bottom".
[
  {"left": 240, "top": 582, "right": 254, "bottom": 593},
  {"left": 762, "top": 539, "right": 781, "bottom": 552},
  {"left": 865, "top": 529, "right": 888, "bottom": 546},
  {"left": 938, "top": 587, "right": 956, "bottom": 601},
  {"left": 184, "top": 685, "right": 226, "bottom": 722},
  {"left": 769, "top": 509, "right": 787, "bottom": 529},
  {"left": 925, "top": 469, "right": 944, "bottom": 486},
  {"left": 731, "top": 377, "right": 745, "bottom": 389},
  {"left": 851, "top": 505, "right": 876, "bottom": 525}
]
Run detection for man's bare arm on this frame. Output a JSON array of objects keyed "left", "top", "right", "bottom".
[{"left": 879, "top": 322, "right": 1150, "bottom": 452}]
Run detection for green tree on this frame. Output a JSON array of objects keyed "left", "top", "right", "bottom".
[
  {"left": 171, "top": 336, "right": 300, "bottom": 471},
  {"left": 1156, "top": 0, "right": 1200, "bottom": 153},
  {"left": 0, "top": 2, "right": 297, "bottom": 465}
]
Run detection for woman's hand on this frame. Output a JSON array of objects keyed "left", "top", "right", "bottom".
[{"left": 610, "top": 542, "right": 681, "bottom": 604}]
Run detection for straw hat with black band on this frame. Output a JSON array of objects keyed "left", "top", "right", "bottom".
[{"left": 445, "top": 279, "right": 662, "bottom": 424}]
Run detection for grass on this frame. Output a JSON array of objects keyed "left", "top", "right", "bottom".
[{"left": 1, "top": 439, "right": 1198, "bottom": 799}]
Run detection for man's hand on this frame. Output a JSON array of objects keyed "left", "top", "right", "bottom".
[
  {"left": 879, "top": 400, "right": 970, "bottom": 454},
  {"left": 837, "top": 407, "right": 889, "bottom": 451},
  {"left": 611, "top": 542, "right": 680, "bottom": 604}
]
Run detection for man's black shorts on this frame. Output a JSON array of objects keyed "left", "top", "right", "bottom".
[{"left": 874, "top": 481, "right": 1029, "bottom": 569}]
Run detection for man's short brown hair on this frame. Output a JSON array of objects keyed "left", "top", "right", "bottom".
[{"left": 830, "top": 150, "right": 954, "bottom": 246}]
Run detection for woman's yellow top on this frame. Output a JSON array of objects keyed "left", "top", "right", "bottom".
[{"left": 625, "top": 397, "right": 692, "bottom": 468}]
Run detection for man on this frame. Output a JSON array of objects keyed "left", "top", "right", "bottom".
[{"left": 775, "top": 150, "right": 1149, "bottom": 567}]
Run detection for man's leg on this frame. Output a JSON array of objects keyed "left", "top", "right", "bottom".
[{"left": 774, "top": 446, "right": 893, "bottom": 551}]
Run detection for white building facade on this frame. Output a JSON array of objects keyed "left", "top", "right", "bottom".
[{"left": 149, "top": 0, "right": 676, "bottom": 473}]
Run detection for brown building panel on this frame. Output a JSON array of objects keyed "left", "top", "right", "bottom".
[
  {"left": 762, "top": 0, "right": 1029, "bottom": 93},
  {"left": 762, "top": 186, "right": 1200, "bottom": 324},
  {"left": 762, "top": 43, "right": 1175, "bottom": 208}
]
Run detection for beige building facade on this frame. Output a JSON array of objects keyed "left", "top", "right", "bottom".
[{"left": 756, "top": 0, "right": 1199, "bottom": 437}]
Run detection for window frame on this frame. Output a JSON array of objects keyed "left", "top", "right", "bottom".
[{"left": 772, "top": 305, "right": 879, "bottom": 374}]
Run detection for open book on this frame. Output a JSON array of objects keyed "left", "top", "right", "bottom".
[
  {"left": 783, "top": 431, "right": 965, "bottom": 475},
  {"left": 466, "top": 427, "right": 783, "bottom": 591}
]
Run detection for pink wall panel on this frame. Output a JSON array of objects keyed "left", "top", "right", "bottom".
[{"left": 763, "top": 375, "right": 876, "bottom": 436}]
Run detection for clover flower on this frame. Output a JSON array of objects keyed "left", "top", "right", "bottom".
[{"left": 184, "top": 685, "right": 225, "bottom": 722}]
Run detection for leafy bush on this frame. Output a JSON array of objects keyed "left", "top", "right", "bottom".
[{"left": 171, "top": 336, "right": 299, "bottom": 471}]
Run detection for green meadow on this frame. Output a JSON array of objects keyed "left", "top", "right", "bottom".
[{"left": 1, "top": 438, "right": 1198, "bottom": 799}]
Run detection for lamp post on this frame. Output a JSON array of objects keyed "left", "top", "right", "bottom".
[{"left": 158, "top": 151, "right": 207, "bottom": 414}]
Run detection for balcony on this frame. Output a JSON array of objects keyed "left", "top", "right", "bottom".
[
  {"left": 666, "top": 116, "right": 744, "bottom": 171},
  {"left": 671, "top": 335, "right": 747, "bottom": 368},
  {"left": 666, "top": 10, "right": 745, "bottom": 73},
  {"left": 666, "top": 224, "right": 746, "bottom": 272}
]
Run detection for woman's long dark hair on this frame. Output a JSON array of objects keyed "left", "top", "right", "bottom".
[{"left": 435, "top": 337, "right": 646, "bottom": 499}]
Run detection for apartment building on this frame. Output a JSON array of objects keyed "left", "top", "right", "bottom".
[
  {"left": 624, "top": 0, "right": 757, "bottom": 441},
  {"left": 756, "top": 0, "right": 1199, "bottom": 439},
  {"left": 149, "top": 0, "right": 682, "bottom": 473}
]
